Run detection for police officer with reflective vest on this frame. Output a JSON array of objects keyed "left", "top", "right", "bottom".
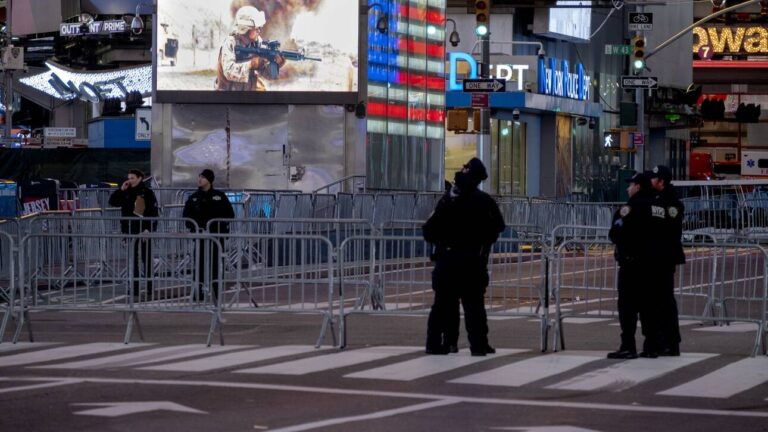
[
  {"left": 608, "top": 171, "right": 658, "bottom": 359},
  {"left": 183, "top": 169, "right": 235, "bottom": 303},
  {"left": 423, "top": 158, "right": 505, "bottom": 356},
  {"left": 649, "top": 165, "right": 685, "bottom": 356}
]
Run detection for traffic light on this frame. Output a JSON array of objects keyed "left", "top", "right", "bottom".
[
  {"left": 631, "top": 35, "right": 646, "bottom": 72},
  {"left": 475, "top": 0, "right": 490, "bottom": 36}
]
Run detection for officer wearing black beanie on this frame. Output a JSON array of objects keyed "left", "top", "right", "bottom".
[
  {"left": 183, "top": 168, "right": 235, "bottom": 304},
  {"left": 422, "top": 158, "right": 505, "bottom": 356}
]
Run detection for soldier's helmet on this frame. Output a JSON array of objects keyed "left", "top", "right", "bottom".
[{"left": 235, "top": 6, "right": 266, "bottom": 34}]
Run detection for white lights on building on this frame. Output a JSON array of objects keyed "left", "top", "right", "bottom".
[{"left": 19, "top": 62, "right": 152, "bottom": 102}]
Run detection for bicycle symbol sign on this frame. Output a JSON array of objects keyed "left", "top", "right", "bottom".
[{"left": 628, "top": 13, "right": 653, "bottom": 30}]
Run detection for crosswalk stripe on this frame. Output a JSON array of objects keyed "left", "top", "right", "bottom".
[
  {"left": 32, "top": 344, "right": 247, "bottom": 370},
  {"left": 235, "top": 346, "right": 422, "bottom": 375},
  {"left": 546, "top": 353, "right": 716, "bottom": 392},
  {"left": 692, "top": 323, "right": 758, "bottom": 333},
  {"left": 0, "top": 342, "right": 59, "bottom": 353},
  {"left": 344, "top": 349, "right": 528, "bottom": 381},
  {"left": 0, "top": 343, "right": 151, "bottom": 368},
  {"left": 658, "top": 357, "right": 768, "bottom": 398},
  {"left": 449, "top": 351, "right": 604, "bottom": 387},
  {"left": 139, "top": 345, "right": 320, "bottom": 372}
]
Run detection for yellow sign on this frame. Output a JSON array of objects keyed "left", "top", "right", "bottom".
[{"left": 693, "top": 25, "right": 768, "bottom": 54}]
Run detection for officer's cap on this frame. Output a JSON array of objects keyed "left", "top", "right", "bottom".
[
  {"left": 649, "top": 165, "right": 673, "bottom": 183},
  {"left": 625, "top": 171, "right": 649, "bottom": 188},
  {"left": 464, "top": 157, "right": 488, "bottom": 182}
]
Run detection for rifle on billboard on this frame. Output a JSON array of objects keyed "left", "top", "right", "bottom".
[{"left": 235, "top": 40, "right": 322, "bottom": 79}]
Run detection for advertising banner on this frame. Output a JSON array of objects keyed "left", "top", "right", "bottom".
[{"left": 156, "top": 0, "right": 358, "bottom": 97}]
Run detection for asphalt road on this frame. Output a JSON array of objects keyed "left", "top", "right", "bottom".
[{"left": 1, "top": 309, "right": 767, "bottom": 432}]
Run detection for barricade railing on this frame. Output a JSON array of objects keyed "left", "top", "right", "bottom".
[
  {"left": 210, "top": 233, "right": 337, "bottom": 348},
  {"left": 336, "top": 234, "right": 549, "bottom": 349},
  {"left": 550, "top": 238, "right": 767, "bottom": 356},
  {"left": 15, "top": 231, "right": 220, "bottom": 344},
  {"left": 0, "top": 231, "right": 16, "bottom": 342},
  {"left": 208, "top": 218, "right": 373, "bottom": 283}
]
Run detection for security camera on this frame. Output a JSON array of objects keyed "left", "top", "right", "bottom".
[
  {"left": 512, "top": 108, "right": 520, "bottom": 121},
  {"left": 131, "top": 16, "right": 144, "bottom": 35}
]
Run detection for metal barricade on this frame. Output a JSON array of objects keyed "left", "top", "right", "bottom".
[
  {"left": 210, "top": 218, "right": 373, "bottom": 277},
  {"left": 15, "top": 231, "right": 221, "bottom": 344},
  {"left": 336, "top": 234, "right": 549, "bottom": 350},
  {"left": 213, "top": 233, "right": 337, "bottom": 348},
  {"left": 0, "top": 231, "right": 16, "bottom": 342},
  {"left": 551, "top": 238, "right": 768, "bottom": 356}
]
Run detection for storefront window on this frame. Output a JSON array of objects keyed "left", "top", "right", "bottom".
[{"left": 492, "top": 119, "right": 527, "bottom": 195}]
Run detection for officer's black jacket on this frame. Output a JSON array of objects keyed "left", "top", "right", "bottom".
[
  {"left": 609, "top": 190, "right": 654, "bottom": 266},
  {"left": 182, "top": 188, "right": 235, "bottom": 233},
  {"left": 652, "top": 186, "right": 686, "bottom": 265},
  {"left": 422, "top": 187, "right": 505, "bottom": 270},
  {"left": 108, "top": 183, "right": 159, "bottom": 234}
]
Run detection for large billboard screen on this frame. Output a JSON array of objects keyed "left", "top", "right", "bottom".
[{"left": 156, "top": 0, "right": 359, "bottom": 102}]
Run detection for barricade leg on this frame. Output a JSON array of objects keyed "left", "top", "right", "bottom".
[
  {"left": 0, "top": 309, "right": 9, "bottom": 343},
  {"left": 752, "top": 324, "right": 766, "bottom": 357},
  {"left": 315, "top": 313, "right": 337, "bottom": 349},
  {"left": 12, "top": 309, "right": 33, "bottom": 343},
  {"left": 123, "top": 311, "right": 145, "bottom": 344},
  {"left": 206, "top": 312, "right": 224, "bottom": 347}
]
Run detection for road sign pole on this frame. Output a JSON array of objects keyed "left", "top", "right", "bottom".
[
  {"left": 479, "top": 31, "right": 492, "bottom": 192},
  {"left": 634, "top": 4, "right": 645, "bottom": 171}
]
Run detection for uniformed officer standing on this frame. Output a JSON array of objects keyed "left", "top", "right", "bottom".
[
  {"left": 607, "top": 172, "right": 657, "bottom": 359},
  {"left": 183, "top": 169, "right": 235, "bottom": 303},
  {"left": 649, "top": 165, "right": 685, "bottom": 356},
  {"left": 423, "top": 158, "right": 505, "bottom": 356}
]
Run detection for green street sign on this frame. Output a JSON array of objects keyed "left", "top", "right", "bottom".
[{"left": 604, "top": 44, "right": 632, "bottom": 55}]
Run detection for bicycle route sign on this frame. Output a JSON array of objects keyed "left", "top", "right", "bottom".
[{"left": 628, "top": 13, "right": 653, "bottom": 31}]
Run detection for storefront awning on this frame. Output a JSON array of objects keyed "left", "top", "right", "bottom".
[{"left": 446, "top": 91, "right": 603, "bottom": 118}]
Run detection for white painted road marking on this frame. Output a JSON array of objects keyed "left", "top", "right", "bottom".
[
  {"left": 344, "top": 349, "right": 527, "bottom": 381},
  {"left": 0, "top": 342, "right": 58, "bottom": 353},
  {"left": 72, "top": 401, "right": 206, "bottom": 417},
  {"left": 236, "top": 346, "right": 421, "bottom": 375},
  {"left": 658, "top": 356, "right": 768, "bottom": 398},
  {"left": 450, "top": 352, "right": 604, "bottom": 387},
  {"left": 547, "top": 353, "right": 716, "bottom": 392},
  {"left": 7, "top": 375, "right": 768, "bottom": 418},
  {"left": 140, "top": 345, "right": 319, "bottom": 372},
  {"left": 0, "top": 343, "right": 151, "bottom": 368},
  {"left": 32, "top": 344, "right": 247, "bottom": 369},
  {"left": 692, "top": 323, "right": 758, "bottom": 333}
]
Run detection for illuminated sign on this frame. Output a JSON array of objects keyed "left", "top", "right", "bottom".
[
  {"left": 692, "top": 25, "right": 768, "bottom": 54},
  {"left": 157, "top": 0, "right": 358, "bottom": 93},
  {"left": 533, "top": 0, "right": 592, "bottom": 42},
  {"left": 538, "top": 57, "right": 590, "bottom": 101},
  {"left": 59, "top": 20, "right": 128, "bottom": 36},
  {"left": 19, "top": 62, "right": 152, "bottom": 102},
  {"left": 448, "top": 52, "right": 529, "bottom": 91}
]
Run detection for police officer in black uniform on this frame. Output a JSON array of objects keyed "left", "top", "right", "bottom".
[
  {"left": 423, "top": 158, "right": 505, "bottom": 356},
  {"left": 649, "top": 165, "right": 685, "bottom": 356},
  {"left": 109, "top": 169, "right": 159, "bottom": 301},
  {"left": 608, "top": 171, "right": 658, "bottom": 359},
  {"left": 183, "top": 169, "right": 235, "bottom": 303}
]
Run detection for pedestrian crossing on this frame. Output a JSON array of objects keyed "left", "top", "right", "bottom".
[{"left": 2, "top": 342, "right": 768, "bottom": 400}]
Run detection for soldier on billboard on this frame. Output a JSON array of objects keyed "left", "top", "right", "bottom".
[{"left": 215, "top": 6, "right": 285, "bottom": 91}]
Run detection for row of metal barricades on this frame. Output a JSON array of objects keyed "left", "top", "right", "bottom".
[
  {"left": 54, "top": 187, "right": 619, "bottom": 232},
  {"left": 0, "top": 214, "right": 765, "bottom": 356}
]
